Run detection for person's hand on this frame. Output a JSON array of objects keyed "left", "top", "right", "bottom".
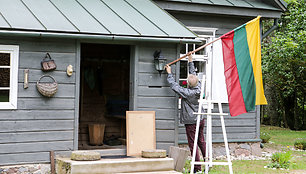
[
  {"left": 187, "top": 52, "right": 193, "bottom": 62},
  {"left": 165, "top": 65, "right": 171, "bottom": 74}
]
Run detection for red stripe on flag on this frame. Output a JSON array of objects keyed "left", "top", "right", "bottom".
[{"left": 221, "top": 31, "right": 247, "bottom": 116}]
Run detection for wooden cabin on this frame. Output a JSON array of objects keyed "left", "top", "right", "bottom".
[{"left": 0, "top": 0, "right": 286, "bottom": 165}]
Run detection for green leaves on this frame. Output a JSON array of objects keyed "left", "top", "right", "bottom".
[{"left": 262, "top": 0, "right": 305, "bottom": 129}]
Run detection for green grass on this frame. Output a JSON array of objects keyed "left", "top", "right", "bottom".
[
  {"left": 183, "top": 125, "right": 306, "bottom": 174},
  {"left": 261, "top": 125, "right": 306, "bottom": 146}
]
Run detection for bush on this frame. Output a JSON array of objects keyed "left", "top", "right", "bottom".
[
  {"left": 294, "top": 139, "right": 306, "bottom": 150},
  {"left": 260, "top": 132, "right": 271, "bottom": 143},
  {"left": 267, "top": 151, "right": 292, "bottom": 169}
]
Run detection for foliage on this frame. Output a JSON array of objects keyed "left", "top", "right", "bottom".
[
  {"left": 294, "top": 138, "right": 306, "bottom": 150},
  {"left": 262, "top": 0, "right": 306, "bottom": 130},
  {"left": 260, "top": 132, "right": 271, "bottom": 143},
  {"left": 267, "top": 151, "right": 292, "bottom": 169}
]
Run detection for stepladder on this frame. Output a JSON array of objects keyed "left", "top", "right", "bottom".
[{"left": 190, "top": 75, "right": 233, "bottom": 174}]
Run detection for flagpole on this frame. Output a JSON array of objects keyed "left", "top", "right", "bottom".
[{"left": 166, "top": 37, "right": 221, "bottom": 66}]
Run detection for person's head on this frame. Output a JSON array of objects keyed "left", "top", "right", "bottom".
[{"left": 187, "top": 74, "right": 199, "bottom": 88}]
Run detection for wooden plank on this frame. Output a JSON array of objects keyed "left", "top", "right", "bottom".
[
  {"left": 17, "top": 98, "right": 75, "bottom": 110},
  {"left": 0, "top": 131, "right": 73, "bottom": 144},
  {"left": 19, "top": 52, "right": 76, "bottom": 71},
  {"left": 138, "top": 73, "right": 169, "bottom": 86},
  {"left": 18, "top": 69, "right": 76, "bottom": 84},
  {"left": 0, "top": 110, "right": 74, "bottom": 120},
  {"left": 138, "top": 97, "right": 176, "bottom": 109},
  {"left": 178, "top": 132, "right": 255, "bottom": 141},
  {"left": 137, "top": 108, "right": 175, "bottom": 120},
  {"left": 74, "top": 41, "right": 81, "bottom": 150},
  {"left": 169, "top": 146, "right": 189, "bottom": 172},
  {"left": 178, "top": 127, "right": 256, "bottom": 134},
  {"left": 138, "top": 62, "right": 177, "bottom": 74},
  {"left": 138, "top": 86, "right": 175, "bottom": 97},
  {"left": 156, "top": 142, "right": 175, "bottom": 152},
  {"left": 18, "top": 83, "right": 75, "bottom": 98},
  {"left": 156, "top": 130, "right": 175, "bottom": 142},
  {"left": 126, "top": 111, "right": 156, "bottom": 156},
  {"left": 0, "top": 141, "right": 73, "bottom": 154},
  {"left": 0, "top": 37, "right": 76, "bottom": 53},
  {"left": 156, "top": 120, "right": 175, "bottom": 130},
  {"left": 0, "top": 120, "right": 74, "bottom": 133},
  {"left": 0, "top": 152, "right": 50, "bottom": 165}
]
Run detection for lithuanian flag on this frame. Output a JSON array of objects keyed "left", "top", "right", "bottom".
[{"left": 220, "top": 16, "right": 267, "bottom": 116}]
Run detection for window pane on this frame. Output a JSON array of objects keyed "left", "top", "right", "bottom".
[
  {"left": 0, "top": 90, "right": 9, "bottom": 102},
  {"left": 0, "top": 68, "right": 10, "bottom": 87},
  {"left": 195, "top": 43, "right": 205, "bottom": 55},
  {"left": 180, "top": 44, "right": 186, "bottom": 54},
  {"left": 194, "top": 61, "right": 206, "bottom": 74},
  {"left": 179, "top": 61, "right": 188, "bottom": 79},
  {"left": 0, "top": 53, "right": 10, "bottom": 66}
]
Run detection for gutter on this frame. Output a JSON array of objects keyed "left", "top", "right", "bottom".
[
  {"left": 262, "top": 19, "right": 279, "bottom": 40},
  {"left": 0, "top": 30, "right": 201, "bottom": 44}
]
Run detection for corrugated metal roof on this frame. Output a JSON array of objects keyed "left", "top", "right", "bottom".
[
  {"left": 163, "top": 0, "right": 280, "bottom": 10},
  {"left": 0, "top": 0, "right": 196, "bottom": 39}
]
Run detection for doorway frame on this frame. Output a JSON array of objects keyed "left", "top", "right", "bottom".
[{"left": 73, "top": 40, "right": 137, "bottom": 151}]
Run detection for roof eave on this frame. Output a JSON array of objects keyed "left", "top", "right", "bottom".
[
  {"left": 0, "top": 29, "right": 201, "bottom": 44},
  {"left": 155, "top": 1, "right": 284, "bottom": 19}
]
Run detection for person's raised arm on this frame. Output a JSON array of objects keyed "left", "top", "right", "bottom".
[{"left": 188, "top": 52, "right": 196, "bottom": 75}]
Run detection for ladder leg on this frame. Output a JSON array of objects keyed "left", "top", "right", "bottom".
[
  {"left": 190, "top": 114, "right": 201, "bottom": 174},
  {"left": 218, "top": 102, "right": 233, "bottom": 174},
  {"left": 205, "top": 115, "right": 209, "bottom": 173}
]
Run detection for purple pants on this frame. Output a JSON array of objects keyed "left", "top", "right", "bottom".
[{"left": 185, "top": 119, "right": 206, "bottom": 172}]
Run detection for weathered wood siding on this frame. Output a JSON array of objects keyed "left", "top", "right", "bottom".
[
  {"left": 0, "top": 37, "right": 76, "bottom": 165},
  {"left": 167, "top": 13, "right": 260, "bottom": 143},
  {"left": 135, "top": 42, "right": 179, "bottom": 151}
]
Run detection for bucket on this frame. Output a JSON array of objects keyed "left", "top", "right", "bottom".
[{"left": 88, "top": 124, "right": 105, "bottom": 146}]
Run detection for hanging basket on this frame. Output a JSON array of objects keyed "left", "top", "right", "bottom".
[{"left": 36, "top": 75, "right": 58, "bottom": 97}]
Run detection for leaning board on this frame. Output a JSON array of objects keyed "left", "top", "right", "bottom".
[{"left": 126, "top": 111, "right": 156, "bottom": 156}]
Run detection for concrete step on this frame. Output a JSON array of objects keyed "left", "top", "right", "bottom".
[
  {"left": 116, "top": 171, "right": 182, "bottom": 174},
  {"left": 56, "top": 157, "right": 175, "bottom": 174}
]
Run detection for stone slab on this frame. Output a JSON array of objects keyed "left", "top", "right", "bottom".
[
  {"left": 71, "top": 151, "right": 101, "bottom": 161},
  {"left": 142, "top": 149, "right": 167, "bottom": 158}
]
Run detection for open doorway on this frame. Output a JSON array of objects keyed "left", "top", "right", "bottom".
[{"left": 79, "top": 43, "right": 130, "bottom": 150}]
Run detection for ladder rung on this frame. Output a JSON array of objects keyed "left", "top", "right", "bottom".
[
  {"left": 194, "top": 113, "right": 228, "bottom": 116},
  {"left": 192, "top": 162, "right": 232, "bottom": 165}
]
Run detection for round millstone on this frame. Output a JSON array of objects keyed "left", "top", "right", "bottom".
[
  {"left": 142, "top": 149, "right": 167, "bottom": 158},
  {"left": 71, "top": 151, "right": 101, "bottom": 161}
]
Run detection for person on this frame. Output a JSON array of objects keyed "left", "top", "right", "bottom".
[{"left": 165, "top": 53, "right": 206, "bottom": 173}]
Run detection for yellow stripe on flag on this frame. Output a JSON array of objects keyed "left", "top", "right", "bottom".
[{"left": 245, "top": 16, "right": 267, "bottom": 105}]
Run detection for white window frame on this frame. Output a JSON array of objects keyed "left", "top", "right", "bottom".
[
  {"left": 0, "top": 45, "right": 19, "bottom": 109},
  {"left": 178, "top": 27, "right": 217, "bottom": 109}
]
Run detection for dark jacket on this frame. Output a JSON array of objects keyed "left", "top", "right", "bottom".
[{"left": 167, "top": 62, "right": 202, "bottom": 124}]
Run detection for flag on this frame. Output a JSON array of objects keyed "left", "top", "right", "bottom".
[{"left": 220, "top": 16, "right": 267, "bottom": 116}]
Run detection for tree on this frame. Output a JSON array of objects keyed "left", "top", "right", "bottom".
[{"left": 262, "top": 0, "right": 305, "bottom": 130}]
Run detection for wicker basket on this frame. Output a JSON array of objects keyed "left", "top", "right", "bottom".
[{"left": 36, "top": 75, "right": 58, "bottom": 97}]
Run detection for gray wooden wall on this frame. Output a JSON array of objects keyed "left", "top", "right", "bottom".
[
  {"left": 170, "top": 13, "right": 260, "bottom": 144},
  {"left": 134, "top": 42, "right": 179, "bottom": 152},
  {"left": 0, "top": 37, "right": 76, "bottom": 165}
]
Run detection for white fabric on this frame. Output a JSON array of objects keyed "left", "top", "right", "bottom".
[{"left": 211, "top": 39, "right": 228, "bottom": 103}]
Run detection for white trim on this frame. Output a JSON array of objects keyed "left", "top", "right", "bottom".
[{"left": 0, "top": 45, "right": 19, "bottom": 109}]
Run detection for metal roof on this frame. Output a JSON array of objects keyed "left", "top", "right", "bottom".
[
  {"left": 0, "top": 0, "right": 196, "bottom": 39},
  {"left": 163, "top": 0, "right": 281, "bottom": 11}
]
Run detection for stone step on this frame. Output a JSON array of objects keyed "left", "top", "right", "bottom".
[
  {"left": 56, "top": 157, "right": 175, "bottom": 174},
  {"left": 116, "top": 170, "right": 182, "bottom": 174}
]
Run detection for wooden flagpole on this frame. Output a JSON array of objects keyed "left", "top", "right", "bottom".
[{"left": 166, "top": 37, "right": 221, "bottom": 66}]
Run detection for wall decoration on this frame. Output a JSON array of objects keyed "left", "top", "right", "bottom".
[
  {"left": 36, "top": 75, "right": 58, "bottom": 97},
  {"left": 41, "top": 53, "right": 56, "bottom": 71}
]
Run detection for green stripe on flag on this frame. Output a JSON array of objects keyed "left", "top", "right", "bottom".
[{"left": 233, "top": 26, "right": 256, "bottom": 111}]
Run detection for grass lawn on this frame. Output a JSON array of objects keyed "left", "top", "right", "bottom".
[{"left": 183, "top": 125, "right": 306, "bottom": 174}]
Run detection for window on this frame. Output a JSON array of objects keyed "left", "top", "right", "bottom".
[
  {"left": 0, "top": 45, "right": 19, "bottom": 109},
  {"left": 178, "top": 27, "right": 217, "bottom": 108}
]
